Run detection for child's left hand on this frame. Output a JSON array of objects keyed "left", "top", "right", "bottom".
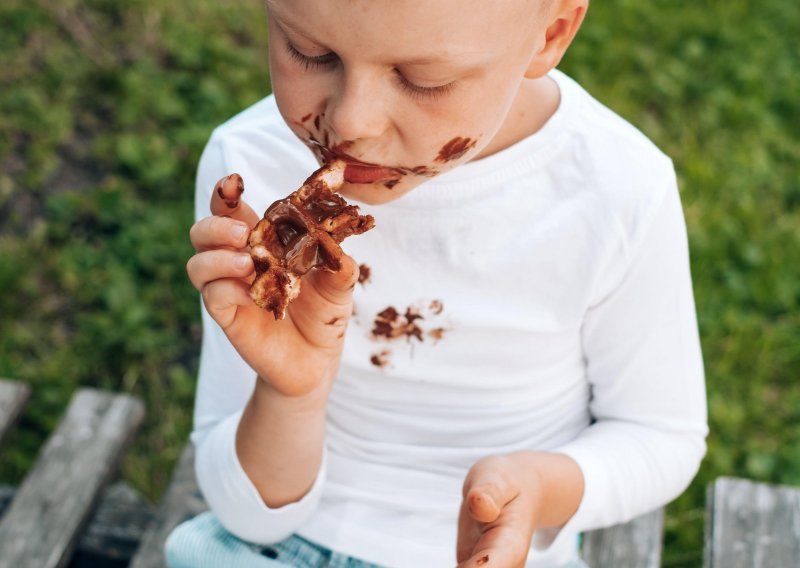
[
  {"left": 456, "top": 454, "right": 540, "bottom": 568},
  {"left": 456, "top": 452, "right": 584, "bottom": 568}
]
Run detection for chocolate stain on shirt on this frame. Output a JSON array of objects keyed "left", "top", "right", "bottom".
[
  {"left": 428, "top": 327, "right": 447, "bottom": 342},
  {"left": 368, "top": 300, "right": 449, "bottom": 365},
  {"left": 370, "top": 349, "right": 392, "bottom": 369},
  {"left": 435, "top": 137, "right": 476, "bottom": 163},
  {"left": 358, "top": 263, "right": 372, "bottom": 285},
  {"left": 371, "top": 306, "right": 424, "bottom": 342}
]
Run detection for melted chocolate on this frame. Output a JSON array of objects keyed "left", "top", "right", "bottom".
[
  {"left": 436, "top": 137, "right": 476, "bottom": 163},
  {"left": 358, "top": 263, "right": 371, "bottom": 285},
  {"left": 214, "top": 173, "right": 244, "bottom": 209},
  {"left": 371, "top": 306, "right": 424, "bottom": 342},
  {"left": 370, "top": 349, "right": 392, "bottom": 368},
  {"left": 247, "top": 161, "right": 375, "bottom": 319}
]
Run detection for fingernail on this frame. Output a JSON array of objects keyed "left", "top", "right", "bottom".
[
  {"left": 235, "top": 254, "right": 251, "bottom": 269},
  {"left": 231, "top": 223, "right": 248, "bottom": 240}
]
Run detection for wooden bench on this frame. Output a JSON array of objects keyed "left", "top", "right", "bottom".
[
  {"left": 0, "top": 380, "right": 144, "bottom": 568},
  {"left": 2, "top": 377, "right": 800, "bottom": 567}
]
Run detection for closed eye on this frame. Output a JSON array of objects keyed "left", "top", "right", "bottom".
[
  {"left": 394, "top": 70, "right": 456, "bottom": 101},
  {"left": 285, "top": 41, "right": 339, "bottom": 70}
]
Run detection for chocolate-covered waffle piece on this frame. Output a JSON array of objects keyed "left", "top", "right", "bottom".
[{"left": 247, "top": 160, "right": 375, "bottom": 319}]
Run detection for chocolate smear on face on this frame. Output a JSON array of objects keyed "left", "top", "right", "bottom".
[
  {"left": 435, "top": 137, "right": 477, "bottom": 163},
  {"left": 476, "top": 554, "right": 490, "bottom": 566},
  {"left": 410, "top": 165, "right": 437, "bottom": 177},
  {"left": 300, "top": 113, "right": 313, "bottom": 123},
  {"left": 358, "top": 263, "right": 371, "bottom": 285},
  {"left": 370, "top": 349, "right": 392, "bottom": 369}
]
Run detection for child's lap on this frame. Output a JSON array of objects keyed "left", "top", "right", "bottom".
[
  {"left": 165, "top": 511, "right": 379, "bottom": 568},
  {"left": 165, "top": 510, "right": 590, "bottom": 568}
]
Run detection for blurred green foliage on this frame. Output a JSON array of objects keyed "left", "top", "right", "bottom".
[
  {"left": 0, "top": 0, "right": 797, "bottom": 566},
  {"left": 0, "top": 0, "right": 269, "bottom": 496}
]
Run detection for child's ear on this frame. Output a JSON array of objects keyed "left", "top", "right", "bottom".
[{"left": 525, "top": 1, "right": 588, "bottom": 79}]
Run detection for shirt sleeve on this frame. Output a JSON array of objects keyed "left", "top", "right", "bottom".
[
  {"left": 536, "top": 172, "right": 708, "bottom": 549},
  {"left": 189, "top": 132, "right": 326, "bottom": 544}
]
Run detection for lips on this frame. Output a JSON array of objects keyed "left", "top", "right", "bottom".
[
  {"left": 310, "top": 141, "right": 404, "bottom": 185},
  {"left": 343, "top": 164, "right": 399, "bottom": 184}
]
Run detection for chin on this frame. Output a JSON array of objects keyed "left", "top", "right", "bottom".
[{"left": 337, "top": 179, "right": 419, "bottom": 205}]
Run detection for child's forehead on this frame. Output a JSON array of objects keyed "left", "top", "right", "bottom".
[{"left": 269, "top": 0, "right": 540, "bottom": 59}]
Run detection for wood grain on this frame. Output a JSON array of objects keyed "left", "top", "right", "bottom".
[
  {"left": 705, "top": 476, "right": 800, "bottom": 568},
  {"left": 0, "top": 388, "right": 144, "bottom": 568},
  {"left": 582, "top": 507, "right": 664, "bottom": 568}
]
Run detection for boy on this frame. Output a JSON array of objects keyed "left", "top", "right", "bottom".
[{"left": 170, "top": 0, "right": 708, "bottom": 566}]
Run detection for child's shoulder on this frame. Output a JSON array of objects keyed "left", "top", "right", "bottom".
[
  {"left": 554, "top": 69, "right": 675, "bottom": 181},
  {"left": 197, "top": 95, "right": 316, "bottom": 212},
  {"left": 207, "top": 95, "right": 308, "bottom": 167},
  {"left": 553, "top": 70, "right": 678, "bottom": 234}
]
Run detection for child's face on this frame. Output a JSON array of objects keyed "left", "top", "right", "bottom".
[{"left": 267, "top": 0, "right": 552, "bottom": 204}]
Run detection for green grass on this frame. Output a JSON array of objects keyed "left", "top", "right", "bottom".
[{"left": 1, "top": 1, "right": 798, "bottom": 566}]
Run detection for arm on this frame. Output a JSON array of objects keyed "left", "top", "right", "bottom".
[
  {"left": 457, "top": 174, "right": 707, "bottom": 566},
  {"left": 187, "top": 134, "right": 357, "bottom": 542}
]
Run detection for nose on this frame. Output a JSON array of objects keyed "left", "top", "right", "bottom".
[{"left": 326, "top": 68, "right": 390, "bottom": 143}]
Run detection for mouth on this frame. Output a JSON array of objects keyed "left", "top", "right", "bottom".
[{"left": 306, "top": 141, "right": 405, "bottom": 185}]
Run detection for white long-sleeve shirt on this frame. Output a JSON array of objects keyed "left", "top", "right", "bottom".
[{"left": 191, "top": 70, "right": 708, "bottom": 567}]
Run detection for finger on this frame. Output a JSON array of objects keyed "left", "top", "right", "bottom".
[
  {"left": 210, "top": 173, "right": 260, "bottom": 227},
  {"left": 456, "top": 514, "right": 532, "bottom": 568},
  {"left": 462, "top": 460, "right": 518, "bottom": 524},
  {"left": 201, "top": 277, "right": 255, "bottom": 330},
  {"left": 459, "top": 539, "right": 527, "bottom": 568},
  {"left": 305, "top": 253, "right": 360, "bottom": 306},
  {"left": 186, "top": 249, "right": 254, "bottom": 291},
  {"left": 190, "top": 215, "right": 251, "bottom": 252}
]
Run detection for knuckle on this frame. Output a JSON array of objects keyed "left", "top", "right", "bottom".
[
  {"left": 200, "top": 281, "right": 215, "bottom": 306},
  {"left": 188, "top": 220, "right": 203, "bottom": 246},
  {"left": 186, "top": 255, "right": 204, "bottom": 289}
]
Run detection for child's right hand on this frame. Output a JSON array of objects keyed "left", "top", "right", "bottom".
[{"left": 186, "top": 181, "right": 359, "bottom": 399}]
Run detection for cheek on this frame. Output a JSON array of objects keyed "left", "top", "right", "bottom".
[{"left": 269, "top": 57, "right": 326, "bottom": 127}]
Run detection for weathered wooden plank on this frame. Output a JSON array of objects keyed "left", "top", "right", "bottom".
[
  {"left": 704, "top": 476, "right": 800, "bottom": 568},
  {"left": 129, "top": 443, "right": 208, "bottom": 568},
  {"left": 0, "top": 388, "right": 144, "bottom": 568},
  {"left": 70, "top": 482, "right": 155, "bottom": 568},
  {"left": 0, "top": 379, "right": 31, "bottom": 447},
  {"left": 0, "top": 482, "right": 154, "bottom": 568},
  {"left": 582, "top": 508, "right": 664, "bottom": 568}
]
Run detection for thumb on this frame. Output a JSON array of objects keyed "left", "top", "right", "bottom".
[
  {"left": 211, "top": 173, "right": 260, "bottom": 228},
  {"left": 306, "top": 252, "right": 360, "bottom": 306},
  {"left": 463, "top": 460, "right": 519, "bottom": 523}
]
